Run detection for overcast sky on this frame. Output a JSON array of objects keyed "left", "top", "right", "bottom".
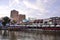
[{"left": 0, "top": 0, "right": 60, "bottom": 19}]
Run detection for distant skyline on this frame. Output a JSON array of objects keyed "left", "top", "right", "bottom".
[{"left": 0, "top": 0, "right": 60, "bottom": 19}]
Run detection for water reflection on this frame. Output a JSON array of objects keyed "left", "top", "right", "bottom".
[
  {"left": 0, "top": 30, "right": 60, "bottom": 40},
  {"left": 9, "top": 31, "right": 17, "bottom": 40}
]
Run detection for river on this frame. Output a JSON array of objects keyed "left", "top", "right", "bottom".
[{"left": 0, "top": 30, "right": 60, "bottom": 40}]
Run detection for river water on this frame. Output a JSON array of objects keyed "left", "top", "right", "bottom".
[{"left": 0, "top": 30, "right": 60, "bottom": 40}]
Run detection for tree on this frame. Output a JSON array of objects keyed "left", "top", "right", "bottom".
[
  {"left": 2, "top": 16, "right": 10, "bottom": 26},
  {"left": 11, "top": 20, "right": 17, "bottom": 25},
  {"left": 2, "top": 16, "right": 10, "bottom": 36}
]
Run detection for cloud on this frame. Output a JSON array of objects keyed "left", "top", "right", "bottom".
[
  {"left": 0, "top": 6, "right": 10, "bottom": 17},
  {"left": 14, "top": 0, "right": 20, "bottom": 3},
  {"left": 21, "top": 0, "right": 58, "bottom": 19},
  {"left": 0, "top": 0, "right": 60, "bottom": 19},
  {"left": 9, "top": 0, "right": 21, "bottom": 7},
  {"left": 23, "top": 0, "right": 47, "bottom": 14},
  {"left": 23, "top": 1, "right": 38, "bottom": 9},
  {"left": 8, "top": 0, "right": 47, "bottom": 18}
]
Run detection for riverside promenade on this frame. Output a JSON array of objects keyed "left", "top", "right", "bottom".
[{"left": 0, "top": 26, "right": 60, "bottom": 30}]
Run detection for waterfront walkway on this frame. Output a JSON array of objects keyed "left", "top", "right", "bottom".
[{"left": 0, "top": 26, "right": 60, "bottom": 30}]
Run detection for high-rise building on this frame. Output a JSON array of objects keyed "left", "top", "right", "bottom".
[
  {"left": 18, "top": 14, "right": 26, "bottom": 23},
  {"left": 10, "top": 10, "right": 26, "bottom": 24},
  {"left": 10, "top": 10, "right": 19, "bottom": 22}
]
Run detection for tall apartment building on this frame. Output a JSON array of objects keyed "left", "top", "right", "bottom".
[
  {"left": 10, "top": 10, "right": 19, "bottom": 22},
  {"left": 10, "top": 10, "right": 26, "bottom": 24},
  {"left": 18, "top": 14, "right": 26, "bottom": 23},
  {"left": 19, "top": 14, "right": 25, "bottom": 21}
]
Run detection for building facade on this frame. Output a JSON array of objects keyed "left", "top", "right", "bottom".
[
  {"left": 10, "top": 10, "right": 26, "bottom": 24},
  {"left": 18, "top": 14, "right": 26, "bottom": 24},
  {"left": 49, "top": 17, "right": 60, "bottom": 25},
  {"left": 10, "top": 10, "right": 19, "bottom": 22}
]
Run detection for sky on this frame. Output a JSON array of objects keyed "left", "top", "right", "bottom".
[{"left": 0, "top": 0, "right": 60, "bottom": 19}]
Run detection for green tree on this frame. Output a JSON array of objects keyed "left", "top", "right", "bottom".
[
  {"left": 2, "top": 16, "right": 10, "bottom": 36},
  {"left": 11, "top": 20, "right": 17, "bottom": 25},
  {"left": 2, "top": 16, "right": 10, "bottom": 26}
]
